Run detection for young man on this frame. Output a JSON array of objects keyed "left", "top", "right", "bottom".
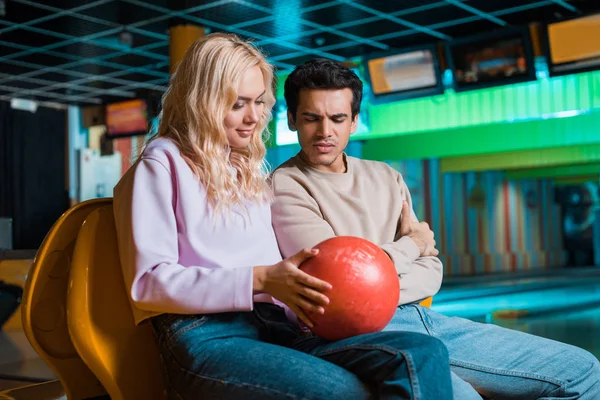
[{"left": 270, "top": 58, "right": 600, "bottom": 400}]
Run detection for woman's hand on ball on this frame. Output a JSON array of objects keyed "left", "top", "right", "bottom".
[{"left": 253, "top": 248, "right": 331, "bottom": 328}]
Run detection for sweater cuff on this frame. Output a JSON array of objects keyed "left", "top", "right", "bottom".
[
  {"left": 235, "top": 266, "right": 255, "bottom": 311},
  {"left": 398, "top": 236, "right": 421, "bottom": 260}
]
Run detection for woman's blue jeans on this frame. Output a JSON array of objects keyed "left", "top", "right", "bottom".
[{"left": 151, "top": 302, "right": 453, "bottom": 400}]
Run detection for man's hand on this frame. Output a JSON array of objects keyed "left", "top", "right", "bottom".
[{"left": 399, "top": 201, "right": 439, "bottom": 257}]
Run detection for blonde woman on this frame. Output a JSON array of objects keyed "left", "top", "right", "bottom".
[{"left": 113, "top": 33, "right": 453, "bottom": 400}]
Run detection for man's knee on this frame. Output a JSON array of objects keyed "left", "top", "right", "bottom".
[
  {"left": 581, "top": 351, "right": 600, "bottom": 387},
  {"left": 572, "top": 347, "right": 599, "bottom": 373},
  {"left": 564, "top": 346, "right": 600, "bottom": 396}
]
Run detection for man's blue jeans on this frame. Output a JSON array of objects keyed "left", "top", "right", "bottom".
[
  {"left": 151, "top": 302, "right": 453, "bottom": 399},
  {"left": 384, "top": 304, "right": 600, "bottom": 399}
]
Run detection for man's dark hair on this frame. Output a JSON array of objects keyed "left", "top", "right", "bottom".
[{"left": 284, "top": 58, "right": 363, "bottom": 122}]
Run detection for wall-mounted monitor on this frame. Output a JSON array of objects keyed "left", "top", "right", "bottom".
[
  {"left": 447, "top": 26, "right": 536, "bottom": 92},
  {"left": 544, "top": 14, "right": 600, "bottom": 76},
  {"left": 364, "top": 44, "right": 444, "bottom": 104},
  {"left": 105, "top": 99, "right": 149, "bottom": 138}
]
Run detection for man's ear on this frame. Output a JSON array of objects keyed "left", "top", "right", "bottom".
[
  {"left": 350, "top": 113, "right": 359, "bottom": 134},
  {"left": 287, "top": 111, "right": 297, "bottom": 131}
]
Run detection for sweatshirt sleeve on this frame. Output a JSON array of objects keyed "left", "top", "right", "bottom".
[
  {"left": 271, "top": 186, "right": 336, "bottom": 258},
  {"left": 385, "top": 172, "right": 444, "bottom": 304},
  {"left": 113, "top": 157, "right": 254, "bottom": 315}
]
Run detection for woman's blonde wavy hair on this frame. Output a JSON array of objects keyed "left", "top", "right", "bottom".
[{"left": 156, "top": 32, "right": 275, "bottom": 213}]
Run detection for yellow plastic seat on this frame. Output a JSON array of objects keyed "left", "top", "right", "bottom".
[
  {"left": 420, "top": 297, "right": 433, "bottom": 308},
  {"left": 67, "top": 205, "right": 166, "bottom": 400},
  {"left": 21, "top": 199, "right": 111, "bottom": 399}
]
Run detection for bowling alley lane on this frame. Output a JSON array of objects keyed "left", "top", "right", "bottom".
[{"left": 432, "top": 267, "right": 600, "bottom": 358}]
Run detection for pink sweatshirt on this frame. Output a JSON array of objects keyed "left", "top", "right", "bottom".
[{"left": 113, "top": 138, "right": 283, "bottom": 325}]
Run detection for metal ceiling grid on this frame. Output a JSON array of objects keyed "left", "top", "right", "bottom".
[{"left": 0, "top": 0, "right": 593, "bottom": 106}]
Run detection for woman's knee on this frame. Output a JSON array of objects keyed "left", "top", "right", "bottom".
[
  {"left": 389, "top": 331, "right": 449, "bottom": 361},
  {"left": 425, "top": 335, "right": 449, "bottom": 360}
]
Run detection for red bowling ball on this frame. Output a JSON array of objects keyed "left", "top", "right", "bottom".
[{"left": 300, "top": 236, "right": 400, "bottom": 340}]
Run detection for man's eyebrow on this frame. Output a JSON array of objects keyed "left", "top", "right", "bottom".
[
  {"left": 301, "top": 112, "right": 348, "bottom": 118},
  {"left": 302, "top": 112, "right": 321, "bottom": 117},
  {"left": 330, "top": 113, "right": 348, "bottom": 118},
  {"left": 237, "top": 90, "right": 266, "bottom": 101}
]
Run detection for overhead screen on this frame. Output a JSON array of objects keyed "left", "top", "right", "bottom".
[
  {"left": 448, "top": 27, "right": 536, "bottom": 92},
  {"left": 106, "top": 99, "right": 149, "bottom": 138},
  {"left": 368, "top": 49, "right": 437, "bottom": 94},
  {"left": 365, "top": 45, "right": 443, "bottom": 103},
  {"left": 546, "top": 14, "right": 600, "bottom": 76}
]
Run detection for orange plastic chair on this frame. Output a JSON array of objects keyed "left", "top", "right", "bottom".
[
  {"left": 20, "top": 198, "right": 111, "bottom": 399},
  {"left": 0, "top": 380, "right": 65, "bottom": 400},
  {"left": 67, "top": 205, "right": 167, "bottom": 400}
]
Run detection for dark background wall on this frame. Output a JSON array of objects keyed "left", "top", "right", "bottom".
[{"left": 0, "top": 102, "right": 68, "bottom": 249}]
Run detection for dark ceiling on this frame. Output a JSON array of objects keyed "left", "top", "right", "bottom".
[{"left": 0, "top": 0, "right": 598, "bottom": 106}]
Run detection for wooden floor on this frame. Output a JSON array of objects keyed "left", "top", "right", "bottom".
[
  {"left": 1, "top": 258, "right": 58, "bottom": 391},
  {"left": 0, "top": 378, "right": 39, "bottom": 391},
  {"left": 0, "top": 329, "right": 57, "bottom": 390}
]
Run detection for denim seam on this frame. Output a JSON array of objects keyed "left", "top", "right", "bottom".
[
  {"left": 315, "top": 343, "right": 400, "bottom": 357},
  {"left": 450, "top": 358, "right": 565, "bottom": 389},
  {"left": 401, "top": 351, "right": 421, "bottom": 400},
  {"left": 580, "top": 361, "right": 600, "bottom": 396},
  {"left": 165, "top": 347, "right": 308, "bottom": 400},
  {"left": 414, "top": 305, "right": 435, "bottom": 336},
  {"left": 164, "top": 316, "right": 208, "bottom": 347},
  {"left": 579, "top": 373, "right": 600, "bottom": 398},
  {"left": 315, "top": 344, "right": 420, "bottom": 400},
  {"left": 170, "top": 384, "right": 187, "bottom": 400},
  {"left": 551, "top": 359, "right": 600, "bottom": 399}
]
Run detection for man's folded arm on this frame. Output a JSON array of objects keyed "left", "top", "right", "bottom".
[{"left": 271, "top": 185, "right": 443, "bottom": 304}]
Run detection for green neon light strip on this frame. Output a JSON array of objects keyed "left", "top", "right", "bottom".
[
  {"left": 362, "top": 109, "right": 600, "bottom": 161},
  {"left": 367, "top": 70, "right": 600, "bottom": 137}
]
